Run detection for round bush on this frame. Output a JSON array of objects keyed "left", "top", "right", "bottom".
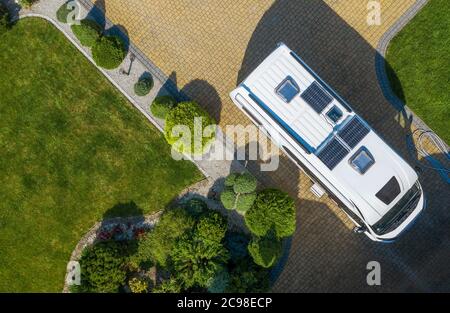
[
  {"left": 92, "top": 35, "right": 126, "bottom": 70},
  {"left": 19, "top": 0, "right": 37, "bottom": 9},
  {"left": 248, "top": 236, "right": 282, "bottom": 268},
  {"left": 235, "top": 192, "right": 256, "bottom": 214},
  {"left": 233, "top": 172, "right": 257, "bottom": 194},
  {"left": 71, "top": 19, "right": 102, "bottom": 47},
  {"left": 164, "top": 101, "right": 216, "bottom": 155},
  {"left": 134, "top": 76, "right": 153, "bottom": 96},
  {"left": 224, "top": 172, "right": 238, "bottom": 187},
  {"left": 220, "top": 188, "right": 237, "bottom": 210},
  {"left": 245, "top": 188, "right": 296, "bottom": 238},
  {"left": 79, "top": 241, "right": 128, "bottom": 292},
  {"left": 184, "top": 197, "right": 207, "bottom": 217},
  {"left": 56, "top": 1, "right": 76, "bottom": 24},
  {"left": 0, "top": 4, "right": 10, "bottom": 35},
  {"left": 151, "top": 95, "right": 177, "bottom": 119}
]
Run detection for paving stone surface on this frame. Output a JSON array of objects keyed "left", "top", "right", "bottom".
[{"left": 59, "top": 0, "right": 450, "bottom": 292}]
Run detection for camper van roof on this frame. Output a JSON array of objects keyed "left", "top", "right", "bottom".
[{"left": 235, "top": 43, "right": 418, "bottom": 225}]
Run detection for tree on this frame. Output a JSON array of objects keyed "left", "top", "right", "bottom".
[
  {"left": 135, "top": 208, "right": 195, "bottom": 268},
  {"left": 164, "top": 101, "right": 216, "bottom": 155},
  {"left": 184, "top": 197, "right": 207, "bottom": 218},
  {"left": 78, "top": 241, "right": 128, "bottom": 292},
  {"left": 207, "top": 269, "right": 230, "bottom": 293},
  {"left": 170, "top": 232, "right": 229, "bottom": 288},
  {"left": 19, "top": 0, "right": 38, "bottom": 9},
  {"left": 245, "top": 188, "right": 296, "bottom": 238},
  {"left": 247, "top": 235, "right": 282, "bottom": 268},
  {"left": 92, "top": 35, "right": 126, "bottom": 70},
  {"left": 226, "top": 257, "right": 270, "bottom": 293},
  {"left": 71, "top": 19, "right": 102, "bottom": 47},
  {"left": 220, "top": 172, "right": 257, "bottom": 214},
  {"left": 224, "top": 232, "right": 250, "bottom": 262}
]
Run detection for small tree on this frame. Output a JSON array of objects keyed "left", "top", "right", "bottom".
[
  {"left": 245, "top": 188, "right": 296, "bottom": 238},
  {"left": 151, "top": 95, "right": 177, "bottom": 119},
  {"left": 92, "top": 35, "right": 126, "bottom": 70},
  {"left": 220, "top": 172, "right": 257, "bottom": 214},
  {"left": 134, "top": 76, "right": 153, "bottom": 96},
  {"left": 79, "top": 241, "right": 128, "bottom": 292},
  {"left": 135, "top": 207, "right": 195, "bottom": 268},
  {"left": 247, "top": 235, "right": 282, "bottom": 268},
  {"left": 164, "top": 101, "right": 216, "bottom": 155},
  {"left": 194, "top": 211, "right": 227, "bottom": 244},
  {"left": 71, "top": 19, "right": 102, "bottom": 47},
  {"left": 207, "top": 269, "right": 230, "bottom": 293},
  {"left": 128, "top": 277, "right": 149, "bottom": 293},
  {"left": 170, "top": 232, "right": 229, "bottom": 288}
]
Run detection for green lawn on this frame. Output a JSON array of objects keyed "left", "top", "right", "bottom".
[
  {"left": 385, "top": 0, "right": 450, "bottom": 143},
  {"left": 0, "top": 18, "right": 202, "bottom": 292}
]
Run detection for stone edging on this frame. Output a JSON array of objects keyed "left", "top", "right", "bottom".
[{"left": 375, "top": 0, "right": 439, "bottom": 136}]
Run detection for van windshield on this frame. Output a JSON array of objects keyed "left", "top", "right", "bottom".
[{"left": 372, "top": 181, "right": 421, "bottom": 235}]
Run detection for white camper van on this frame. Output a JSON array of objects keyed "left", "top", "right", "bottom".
[{"left": 230, "top": 43, "right": 425, "bottom": 242}]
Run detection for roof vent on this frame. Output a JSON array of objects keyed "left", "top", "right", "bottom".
[
  {"left": 349, "top": 146, "right": 374, "bottom": 174},
  {"left": 275, "top": 76, "right": 299, "bottom": 103}
]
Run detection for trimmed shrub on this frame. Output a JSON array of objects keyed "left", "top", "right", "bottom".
[
  {"left": 184, "top": 197, "right": 208, "bottom": 218},
  {"left": 71, "top": 19, "right": 102, "bottom": 47},
  {"left": 225, "top": 232, "right": 250, "bottom": 262},
  {"left": 92, "top": 35, "right": 126, "bottom": 70},
  {"left": 134, "top": 76, "right": 154, "bottom": 96},
  {"left": 151, "top": 95, "right": 177, "bottom": 119},
  {"left": 207, "top": 270, "right": 230, "bottom": 293},
  {"left": 233, "top": 172, "right": 257, "bottom": 194},
  {"left": 164, "top": 101, "right": 216, "bottom": 155},
  {"left": 220, "top": 172, "right": 257, "bottom": 213},
  {"left": 194, "top": 212, "right": 227, "bottom": 244},
  {"left": 19, "top": 0, "right": 38, "bottom": 9},
  {"left": 0, "top": 4, "right": 10, "bottom": 35},
  {"left": 235, "top": 192, "right": 256, "bottom": 214},
  {"left": 136, "top": 208, "right": 195, "bottom": 268},
  {"left": 128, "top": 277, "right": 149, "bottom": 293},
  {"left": 220, "top": 187, "right": 237, "bottom": 210},
  {"left": 245, "top": 188, "right": 296, "bottom": 238},
  {"left": 247, "top": 235, "right": 282, "bottom": 268},
  {"left": 79, "top": 241, "right": 128, "bottom": 292},
  {"left": 56, "top": 1, "right": 76, "bottom": 24}
]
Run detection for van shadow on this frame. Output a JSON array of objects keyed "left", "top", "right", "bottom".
[{"left": 236, "top": 0, "right": 450, "bottom": 291}]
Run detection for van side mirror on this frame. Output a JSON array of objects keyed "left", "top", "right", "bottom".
[{"left": 353, "top": 225, "right": 367, "bottom": 234}]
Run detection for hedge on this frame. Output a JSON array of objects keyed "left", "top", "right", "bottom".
[
  {"left": 164, "top": 101, "right": 216, "bottom": 155},
  {"left": 244, "top": 188, "right": 296, "bottom": 238},
  {"left": 151, "top": 95, "right": 177, "bottom": 119},
  {"left": 92, "top": 35, "right": 126, "bottom": 70},
  {"left": 233, "top": 172, "right": 257, "bottom": 194},
  {"left": 247, "top": 236, "right": 282, "bottom": 268},
  {"left": 220, "top": 172, "right": 257, "bottom": 213},
  {"left": 71, "top": 19, "right": 102, "bottom": 47},
  {"left": 235, "top": 192, "right": 256, "bottom": 214},
  {"left": 134, "top": 76, "right": 153, "bottom": 96}
]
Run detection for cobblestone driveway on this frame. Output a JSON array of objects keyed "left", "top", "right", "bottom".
[{"left": 101, "top": 0, "right": 449, "bottom": 292}]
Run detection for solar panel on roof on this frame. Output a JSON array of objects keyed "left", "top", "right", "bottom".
[
  {"left": 337, "top": 117, "right": 370, "bottom": 148},
  {"left": 316, "top": 137, "right": 349, "bottom": 170},
  {"left": 301, "top": 81, "right": 333, "bottom": 113},
  {"left": 275, "top": 76, "right": 300, "bottom": 103}
]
